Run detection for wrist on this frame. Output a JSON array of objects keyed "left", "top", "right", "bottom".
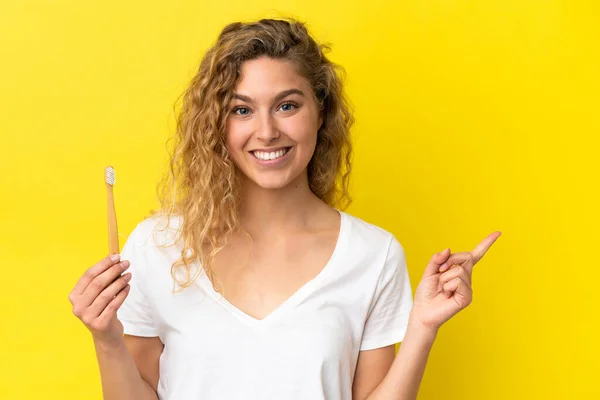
[
  {"left": 92, "top": 333, "right": 126, "bottom": 354},
  {"left": 407, "top": 312, "right": 440, "bottom": 340}
]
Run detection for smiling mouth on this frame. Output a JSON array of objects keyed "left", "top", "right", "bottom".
[{"left": 250, "top": 147, "right": 292, "bottom": 161}]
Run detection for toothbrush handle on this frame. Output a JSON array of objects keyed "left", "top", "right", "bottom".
[{"left": 106, "top": 183, "right": 120, "bottom": 255}]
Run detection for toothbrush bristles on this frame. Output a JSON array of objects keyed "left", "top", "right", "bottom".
[{"left": 105, "top": 166, "right": 115, "bottom": 185}]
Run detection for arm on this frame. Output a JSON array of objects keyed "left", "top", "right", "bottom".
[
  {"left": 365, "top": 232, "right": 501, "bottom": 399},
  {"left": 353, "top": 345, "right": 396, "bottom": 400},
  {"left": 68, "top": 253, "right": 161, "bottom": 400},
  {"left": 93, "top": 335, "right": 162, "bottom": 400},
  {"left": 356, "top": 233, "right": 499, "bottom": 399},
  {"left": 364, "top": 316, "right": 437, "bottom": 400},
  {"left": 353, "top": 236, "right": 421, "bottom": 400}
]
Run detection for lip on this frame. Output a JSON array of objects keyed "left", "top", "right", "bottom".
[
  {"left": 248, "top": 146, "right": 291, "bottom": 152},
  {"left": 248, "top": 146, "right": 293, "bottom": 167}
]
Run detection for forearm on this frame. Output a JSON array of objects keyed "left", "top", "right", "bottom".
[
  {"left": 94, "top": 337, "right": 158, "bottom": 400},
  {"left": 366, "top": 316, "right": 438, "bottom": 400}
]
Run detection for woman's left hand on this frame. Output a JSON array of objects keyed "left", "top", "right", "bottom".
[{"left": 410, "top": 231, "right": 502, "bottom": 332}]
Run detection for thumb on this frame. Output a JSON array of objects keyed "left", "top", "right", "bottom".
[{"left": 422, "top": 248, "right": 451, "bottom": 279}]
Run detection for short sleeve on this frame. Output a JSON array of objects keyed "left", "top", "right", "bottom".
[
  {"left": 360, "top": 236, "right": 413, "bottom": 351},
  {"left": 116, "top": 225, "right": 160, "bottom": 337}
]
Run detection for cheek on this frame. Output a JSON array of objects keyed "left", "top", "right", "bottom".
[
  {"left": 225, "top": 120, "right": 250, "bottom": 152},
  {"left": 284, "top": 113, "right": 319, "bottom": 145}
]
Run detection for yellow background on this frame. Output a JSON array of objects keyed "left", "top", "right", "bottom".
[{"left": 1, "top": 1, "right": 598, "bottom": 399}]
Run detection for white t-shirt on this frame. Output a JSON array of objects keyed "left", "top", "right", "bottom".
[{"left": 116, "top": 210, "right": 413, "bottom": 400}]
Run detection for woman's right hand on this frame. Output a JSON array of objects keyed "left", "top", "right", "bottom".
[{"left": 69, "top": 254, "right": 132, "bottom": 344}]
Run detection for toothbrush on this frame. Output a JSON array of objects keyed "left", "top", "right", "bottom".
[{"left": 105, "top": 166, "right": 120, "bottom": 255}]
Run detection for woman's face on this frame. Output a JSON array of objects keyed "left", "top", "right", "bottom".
[{"left": 225, "top": 56, "right": 322, "bottom": 190}]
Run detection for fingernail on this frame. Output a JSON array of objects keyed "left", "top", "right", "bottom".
[
  {"left": 439, "top": 262, "right": 449, "bottom": 272},
  {"left": 124, "top": 273, "right": 132, "bottom": 281},
  {"left": 110, "top": 254, "right": 120, "bottom": 262}
]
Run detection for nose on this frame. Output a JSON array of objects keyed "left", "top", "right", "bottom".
[{"left": 255, "top": 111, "right": 280, "bottom": 143}]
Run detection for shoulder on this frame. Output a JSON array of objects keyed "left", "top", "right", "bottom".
[
  {"left": 120, "top": 213, "right": 186, "bottom": 279},
  {"left": 125, "top": 213, "right": 184, "bottom": 250},
  {"left": 340, "top": 211, "right": 402, "bottom": 255}
]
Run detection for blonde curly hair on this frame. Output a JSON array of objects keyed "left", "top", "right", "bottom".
[{"left": 150, "top": 18, "right": 354, "bottom": 292}]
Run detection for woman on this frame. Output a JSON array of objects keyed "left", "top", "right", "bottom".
[{"left": 69, "top": 18, "right": 501, "bottom": 400}]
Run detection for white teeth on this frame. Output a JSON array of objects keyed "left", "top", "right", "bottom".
[{"left": 252, "top": 148, "right": 289, "bottom": 161}]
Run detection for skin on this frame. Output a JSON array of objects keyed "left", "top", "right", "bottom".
[{"left": 69, "top": 55, "right": 502, "bottom": 400}]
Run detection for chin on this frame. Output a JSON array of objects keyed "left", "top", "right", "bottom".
[
  {"left": 250, "top": 176, "right": 296, "bottom": 190},
  {"left": 240, "top": 167, "right": 307, "bottom": 191}
]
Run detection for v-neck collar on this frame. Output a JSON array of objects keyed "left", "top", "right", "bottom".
[{"left": 196, "top": 209, "right": 348, "bottom": 329}]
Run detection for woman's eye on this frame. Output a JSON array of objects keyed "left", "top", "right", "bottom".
[
  {"left": 279, "top": 102, "right": 297, "bottom": 112},
  {"left": 233, "top": 107, "right": 250, "bottom": 116}
]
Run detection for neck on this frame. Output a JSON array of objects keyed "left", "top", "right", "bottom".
[{"left": 238, "top": 171, "right": 322, "bottom": 237}]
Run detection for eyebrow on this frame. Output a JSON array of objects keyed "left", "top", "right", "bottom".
[{"left": 232, "top": 88, "right": 305, "bottom": 104}]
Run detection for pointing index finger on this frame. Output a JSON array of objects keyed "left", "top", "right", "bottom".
[{"left": 471, "top": 231, "right": 502, "bottom": 264}]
